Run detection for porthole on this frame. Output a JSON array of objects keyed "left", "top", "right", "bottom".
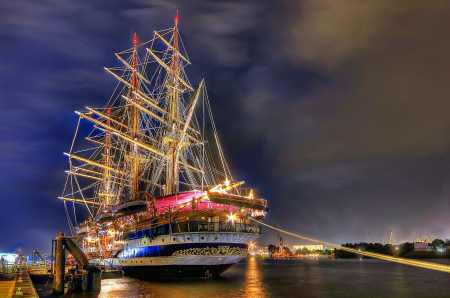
[{"left": 201, "top": 237, "right": 204, "bottom": 240}]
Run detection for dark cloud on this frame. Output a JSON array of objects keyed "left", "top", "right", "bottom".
[
  {"left": 1, "top": 0, "right": 450, "bottom": 253},
  {"left": 278, "top": 0, "right": 450, "bottom": 161}
]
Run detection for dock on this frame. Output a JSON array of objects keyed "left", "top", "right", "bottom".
[{"left": 0, "top": 268, "right": 39, "bottom": 298}]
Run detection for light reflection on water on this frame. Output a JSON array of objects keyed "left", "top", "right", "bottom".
[
  {"left": 43, "top": 258, "right": 450, "bottom": 298},
  {"left": 242, "top": 256, "right": 266, "bottom": 298}
]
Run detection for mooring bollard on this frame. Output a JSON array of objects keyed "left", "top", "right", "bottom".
[{"left": 53, "top": 232, "right": 66, "bottom": 295}]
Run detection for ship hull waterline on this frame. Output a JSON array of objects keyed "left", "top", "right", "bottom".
[
  {"left": 92, "top": 240, "right": 250, "bottom": 279},
  {"left": 120, "top": 255, "right": 243, "bottom": 279}
]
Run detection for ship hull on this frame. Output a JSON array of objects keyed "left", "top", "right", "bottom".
[
  {"left": 93, "top": 232, "right": 255, "bottom": 279},
  {"left": 120, "top": 255, "right": 243, "bottom": 279}
]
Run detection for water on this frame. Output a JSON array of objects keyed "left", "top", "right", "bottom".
[{"left": 37, "top": 257, "right": 450, "bottom": 297}]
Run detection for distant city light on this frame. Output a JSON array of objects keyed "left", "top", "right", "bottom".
[{"left": 0, "top": 253, "right": 18, "bottom": 263}]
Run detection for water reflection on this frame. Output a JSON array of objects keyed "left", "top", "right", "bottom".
[
  {"left": 243, "top": 256, "right": 267, "bottom": 298},
  {"left": 392, "top": 266, "right": 411, "bottom": 297},
  {"left": 38, "top": 258, "right": 450, "bottom": 298},
  {"left": 98, "top": 278, "right": 137, "bottom": 298}
]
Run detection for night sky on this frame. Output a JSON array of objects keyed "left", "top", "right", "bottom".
[{"left": 1, "top": 0, "right": 450, "bottom": 253}]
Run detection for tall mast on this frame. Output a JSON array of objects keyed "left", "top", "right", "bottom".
[
  {"left": 104, "top": 107, "right": 111, "bottom": 205},
  {"left": 132, "top": 32, "right": 139, "bottom": 199},
  {"left": 166, "top": 11, "right": 181, "bottom": 195}
]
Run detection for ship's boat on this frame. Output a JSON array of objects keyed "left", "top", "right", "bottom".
[
  {"left": 95, "top": 212, "right": 114, "bottom": 224},
  {"left": 60, "top": 11, "right": 269, "bottom": 279},
  {"left": 113, "top": 200, "right": 147, "bottom": 217},
  {"left": 208, "top": 192, "right": 269, "bottom": 212}
]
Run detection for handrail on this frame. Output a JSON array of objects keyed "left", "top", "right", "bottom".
[{"left": 126, "top": 221, "right": 262, "bottom": 239}]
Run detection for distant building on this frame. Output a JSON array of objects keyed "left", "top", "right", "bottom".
[
  {"left": 255, "top": 247, "right": 269, "bottom": 256},
  {"left": 413, "top": 242, "right": 433, "bottom": 252},
  {"left": 0, "top": 253, "right": 18, "bottom": 263},
  {"left": 293, "top": 244, "right": 324, "bottom": 252},
  {"left": 444, "top": 239, "right": 450, "bottom": 251}
]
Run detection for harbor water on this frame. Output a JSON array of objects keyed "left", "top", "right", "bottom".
[{"left": 36, "top": 257, "right": 450, "bottom": 297}]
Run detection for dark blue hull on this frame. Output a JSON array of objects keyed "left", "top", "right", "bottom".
[{"left": 122, "top": 263, "right": 234, "bottom": 279}]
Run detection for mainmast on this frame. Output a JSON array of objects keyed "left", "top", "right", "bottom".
[
  {"left": 165, "top": 11, "right": 181, "bottom": 195},
  {"left": 131, "top": 32, "right": 139, "bottom": 199}
]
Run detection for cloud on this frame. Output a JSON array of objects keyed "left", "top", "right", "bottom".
[
  {"left": 282, "top": 1, "right": 448, "bottom": 68},
  {"left": 234, "top": 1, "right": 450, "bottom": 173},
  {"left": 294, "top": 161, "right": 372, "bottom": 189},
  {"left": 2, "top": 0, "right": 450, "bottom": 251}
]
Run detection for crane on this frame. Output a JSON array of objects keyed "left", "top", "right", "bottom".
[
  {"left": 368, "top": 232, "right": 374, "bottom": 244},
  {"left": 427, "top": 234, "right": 434, "bottom": 243},
  {"left": 417, "top": 234, "right": 426, "bottom": 243},
  {"left": 388, "top": 231, "right": 393, "bottom": 245}
]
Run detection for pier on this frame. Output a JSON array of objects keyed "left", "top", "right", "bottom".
[{"left": 0, "top": 266, "right": 39, "bottom": 298}]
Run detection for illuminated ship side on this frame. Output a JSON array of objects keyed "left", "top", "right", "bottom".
[{"left": 60, "top": 12, "right": 268, "bottom": 279}]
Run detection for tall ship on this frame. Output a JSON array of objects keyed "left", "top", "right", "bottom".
[{"left": 60, "top": 13, "right": 269, "bottom": 279}]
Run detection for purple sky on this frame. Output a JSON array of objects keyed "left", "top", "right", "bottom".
[{"left": 1, "top": 0, "right": 450, "bottom": 253}]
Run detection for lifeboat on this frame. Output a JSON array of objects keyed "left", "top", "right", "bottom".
[
  {"left": 112, "top": 200, "right": 147, "bottom": 217},
  {"left": 95, "top": 212, "right": 114, "bottom": 224},
  {"left": 207, "top": 192, "right": 269, "bottom": 211}
]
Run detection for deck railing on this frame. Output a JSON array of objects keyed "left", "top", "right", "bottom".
[{"left": 127, "top": 221, "right": 262, "bottom": 239}]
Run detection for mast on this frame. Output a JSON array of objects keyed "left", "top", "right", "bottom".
[
  {"left": 165, "top": 11, "right": 181, "bottom": 195},
  {"left": 103, "top": 108, "right": 111, "bottom": 205},
  {"left": 63, "top": 14, "right": 207, "bottom": 210},
  {"left": 131, "top": 32, "right": 139, "bottom": 199}
]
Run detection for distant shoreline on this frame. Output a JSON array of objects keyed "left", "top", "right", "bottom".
[
  {"left": 401, "top": 251, "right": 450, "bottom": 259},
  {"left": 336, "top": 251, "right": 450, "bottom": 259}
]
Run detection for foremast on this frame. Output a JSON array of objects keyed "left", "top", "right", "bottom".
[{"left": 130, "top": 32, "right": 140, "bottom": 200}]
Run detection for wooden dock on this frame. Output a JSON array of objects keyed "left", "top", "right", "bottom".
[{"left": 0, "top": 268, "right": 39, "bottom": 298}]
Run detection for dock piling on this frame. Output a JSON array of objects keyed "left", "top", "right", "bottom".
[
  {"left": 53, "top": 232, "right": 66, "bottom": 295},
  {"left": 52, "top": 232, "right": 101, "bottom": 295}
]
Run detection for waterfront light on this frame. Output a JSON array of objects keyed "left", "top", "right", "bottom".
[{"left": 0, "top": 253, "right": 18, "bottom": 263}]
